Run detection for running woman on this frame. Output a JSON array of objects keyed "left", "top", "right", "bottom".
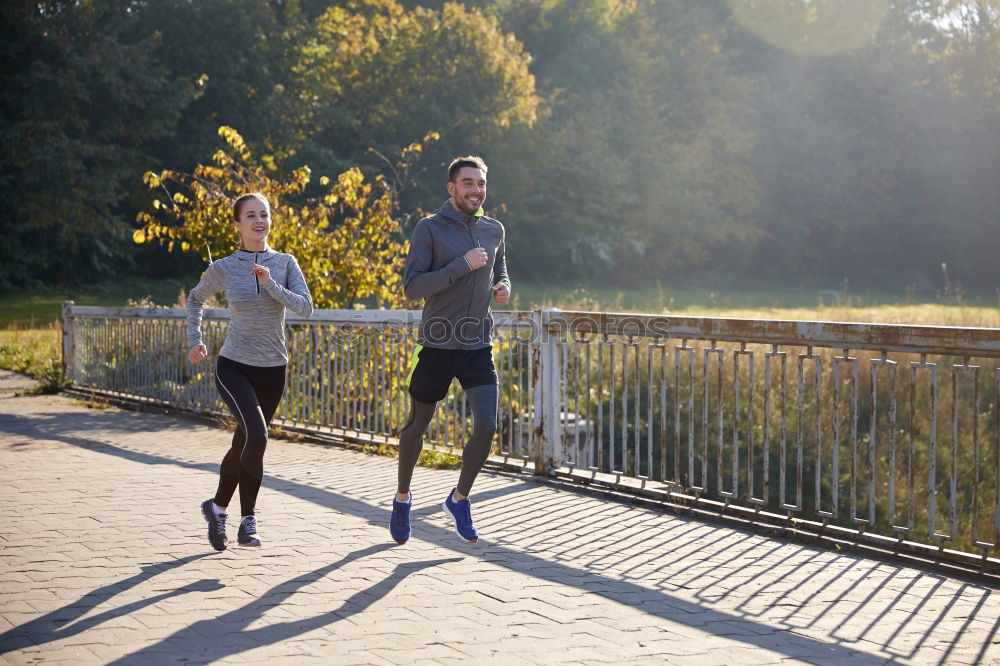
[
  {"left": 188, "top": 193, "right": 313, "bottom": 551},
  {"left": 390, "top": 156, "right": 510, "bottom": 544}
]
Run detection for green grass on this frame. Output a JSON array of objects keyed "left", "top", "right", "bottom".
[
  {"left": 0, "top": 278, "right": 189, "bottom": 329},
  {"left": 0, "top": 327, "right": 68, "bottom": 393},
  {"left": 0, "top": 328, "right": 60, "bottom": 348},
  {"left": 508, "top": 281, "right": 853, "bottom": 312},
  {"left": 2, "top": 277, "right": 997, "bottom": 331},
  {"left": 505, "top": 281, "right": 1000, "bottom": 327}
]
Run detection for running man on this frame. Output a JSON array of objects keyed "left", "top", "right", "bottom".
[{"left": 390, "top": 155, "right": 510, "bottom": 544}]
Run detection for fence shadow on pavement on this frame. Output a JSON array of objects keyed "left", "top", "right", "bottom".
[{"left": 2, "top": 408, "right": 998, "bottom": 664}]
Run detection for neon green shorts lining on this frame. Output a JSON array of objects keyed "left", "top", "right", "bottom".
[{"left": 404, "top": 344, "right": 423, "bottom": 386}]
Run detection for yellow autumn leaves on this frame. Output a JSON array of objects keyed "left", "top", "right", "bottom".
[{"left": 135, "top": 126, "right": 436, "bottom": 310}]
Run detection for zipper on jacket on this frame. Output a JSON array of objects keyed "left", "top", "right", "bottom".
[{"left": 464, "top": 222, "right": 480, "bottom": 349}]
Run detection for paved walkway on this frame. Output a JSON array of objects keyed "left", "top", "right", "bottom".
[
  {"left": 0, "top": 370, "right": 37, "bottom": 396},
  {"left": 0, "top": 389, "right": 997, "bottom": 665}
]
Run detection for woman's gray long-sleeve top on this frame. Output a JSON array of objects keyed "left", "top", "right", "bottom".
[{"left": 187, "top": 246, "right": 313, "bottom": 367}]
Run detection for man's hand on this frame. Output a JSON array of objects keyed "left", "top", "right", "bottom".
[
  {"left": 491, "top": 282, "right": 510, "bottom": 305},
  {"left": 464, "top": 247, "right": 488, "bottom": 270},
  {"left": 188, "top": 344, "right": 208, "bottom": 364}
]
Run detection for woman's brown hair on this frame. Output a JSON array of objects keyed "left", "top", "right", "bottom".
[{"left": 232, "top": 193, "right": 269, "bottom": 221}]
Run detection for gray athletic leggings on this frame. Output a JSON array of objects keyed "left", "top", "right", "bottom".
[{"left": 397, "top": 383, "right": 498, "bottom": 497}]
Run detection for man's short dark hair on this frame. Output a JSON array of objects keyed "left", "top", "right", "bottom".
[{"left": 448, "top": 155, "right": 488, "bottom": 182}]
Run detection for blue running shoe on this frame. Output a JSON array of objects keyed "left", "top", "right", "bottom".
[
  {"left": 237, "top": 515, "right": 261, "bottom": 547},
  {"left": 390, "top": 494, "right": 412, "bottom": 544},
  {"left": 442, "top": 489, "right": 478, "bottom": 543},
  {"left": 200, "top": 499, "right": 228, "bottom": 551}
]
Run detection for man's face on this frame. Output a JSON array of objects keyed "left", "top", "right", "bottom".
[{"left": 447, "top": 166, "right": 487, "bottom": 215}]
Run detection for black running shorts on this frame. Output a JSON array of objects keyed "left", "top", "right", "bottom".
[{"left": 405, "top": 345, "right": 498, "bottom": 404}]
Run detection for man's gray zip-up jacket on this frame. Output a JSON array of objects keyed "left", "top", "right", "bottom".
[{"left": 403, "top": 200, "right": 510, "bottom": 350}]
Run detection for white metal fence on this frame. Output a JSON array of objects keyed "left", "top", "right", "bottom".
[{"left": 62, "top": 302, "right": 1000, "bottom": 570}]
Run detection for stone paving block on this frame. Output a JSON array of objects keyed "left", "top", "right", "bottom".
[
  {"left": 367, "top": 642, "right": 464, "bottom": 665},
  {"left": 2, "top": 393, "right": 999, "bottom": 666},
  {"left": 7, "top": 644, "right": 102, "bottom": 664}
]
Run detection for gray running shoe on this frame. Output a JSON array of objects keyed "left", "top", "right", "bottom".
[
  {"left": 237, "top": 515, "right": 261, "bottom": 547},
  {"left": 200, "top": 499, "right": 228, "bottom": 551}
]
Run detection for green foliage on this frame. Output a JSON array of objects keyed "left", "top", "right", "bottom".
[
  {"left": 135, "top": 126, "right": 438, "bottom": 309},
  {"left": 363, "top": 441, "right": 462, "bottom": 468},
  {"left": 494, "top": 0, "right": 759, "bottom": 283},
  {"left": 0, "top": 343, "right": 30, "bottom": 375},
  {"left": 417, "top": 448, "right": 463, "bottom": 469},
  {"left": 289, "top": 0, "right": 540, "bottom": 201},
  {"left": 271, "top": 426, "right": 308, "bottom": 443},
  {"left": 0, "top": 340, "right": 70, "bottom": 394},
  {"left": 0, "top": 0, "right": 191, "bottom": 289},
  {"left": 71, "top": 397, "right": 111, "bottom": 410},
  {"left": 130, "top": 0, "right": 306, "bottom": 168},
  {"left": 5, "top": 0, "right": 1000, "bottom": 293},
  {"left": 32, "top": 359, "right": 72, "bottom": 394},
  {"left": 732, "top": 0, "right": 1000, "bottom": 287},
  {"left": 728, "top": 0, "right": 893, "bottom": 56},
  {"left": 298, "top": 0, "right": 539, "bottom": 140}
]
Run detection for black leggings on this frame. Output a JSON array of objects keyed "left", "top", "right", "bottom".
[{"left": 213, "top": 355, "right": 286, "bottom": 517}]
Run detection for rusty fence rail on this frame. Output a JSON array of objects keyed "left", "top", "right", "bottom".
[{"left": 62, "top": 302, "right": 1000, "bottom": 570}]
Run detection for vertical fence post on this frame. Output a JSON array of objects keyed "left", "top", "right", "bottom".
[
  {"left": 533, "top": 308, "right": 563, "bottom": 475},
  {"left": 61, "top": 301, "right": 75, "bottom": 382}
]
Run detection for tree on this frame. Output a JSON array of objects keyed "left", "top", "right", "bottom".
[
  {"left": 727, "top": 0, "right": 893, "bottom": 57},
  {"left": 0, "top": 0, "right": 190, "bottom": 288},
  {"left": 735, "top": 0, "right": 1000, "bottom": 288},
  {"left": 135, "top": 126, "right": 438, "bottom": 309},
  {"left": 489, "top": 0, "right": 758, "bottom": 283},
  {"left": 130, "top": 0, "right": 307, "bottom": 171},
  {"left": 288, "top": 0, "right": 540, "bottom": 208}
]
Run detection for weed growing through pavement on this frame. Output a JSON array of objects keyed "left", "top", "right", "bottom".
[
  {"left": 71, "top": 398, "right": 111, "bottom": 410},
  {"left": 0, "top": 337, "right": 71, "bottom": 394},
  {"left": 361, "top": 441, "right": 461, "bottom": 469},
  {"left": 270, "top": 426, "right": 307, "bottom": 443}
]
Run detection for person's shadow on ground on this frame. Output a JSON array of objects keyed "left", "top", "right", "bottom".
[
  {"left": 108, "top": 543, "right": 461, "bottom": 664},
  {"left": 0, "top": 553, "right": 218, "bottom": 653}
]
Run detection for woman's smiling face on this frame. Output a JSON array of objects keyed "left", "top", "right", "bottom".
[{"left": 234, "top": 195, "right": 270, "bottom": 249}]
